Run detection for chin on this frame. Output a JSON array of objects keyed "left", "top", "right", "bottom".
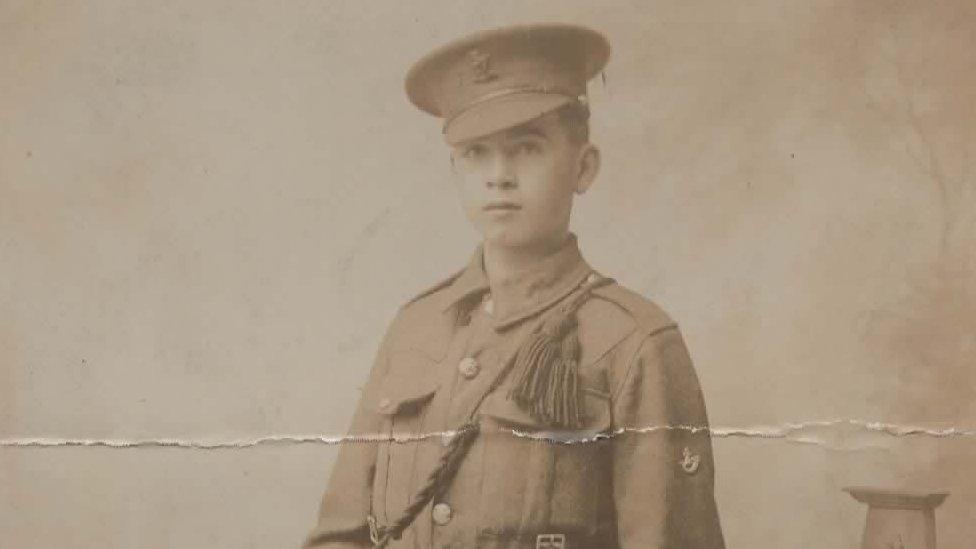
[
  {"left": 483, "top": 228, "right": 564, "bottom": 252},
  {"left": 481, "top": 227, "right": 529, "bottom": 248}
]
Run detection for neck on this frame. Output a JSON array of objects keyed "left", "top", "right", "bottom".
[{"left": 482, "top": 233, "right": 570, "bottom": 285}]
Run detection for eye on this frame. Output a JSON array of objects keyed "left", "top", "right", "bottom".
[
  {"left": 514, "top": 141, "right": 541, "bottom": 155},
  {"left": 461, "top": 144, "right": 487, "bottom": 160}
]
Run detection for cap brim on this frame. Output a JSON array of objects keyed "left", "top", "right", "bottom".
[{"left": 444, "top": 92, "right": 576, "bottom": 145}]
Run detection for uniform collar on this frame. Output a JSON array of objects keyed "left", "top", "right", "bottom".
[{"left": 439, "top": 234, "right": 593, "bottom": 329}]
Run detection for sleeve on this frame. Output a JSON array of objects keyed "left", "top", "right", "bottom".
[
  {"left": 610, "top": 326, "right": 725, "bottom": 549},
  {"left": 302, "top": 315, "right": 399, "bottom": 548}
]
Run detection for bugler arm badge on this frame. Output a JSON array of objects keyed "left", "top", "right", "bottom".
[{"left": 680, "top": 446, "right": 701, "bottom": 475}]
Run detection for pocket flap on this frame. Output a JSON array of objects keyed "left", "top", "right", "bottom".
[{"left": 375, "top": 350, "right": 440, "bottom": 416}]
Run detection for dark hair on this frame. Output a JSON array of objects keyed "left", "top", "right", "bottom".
[{"left": 555, "top": 100, "right": 591, "bottom": 144}]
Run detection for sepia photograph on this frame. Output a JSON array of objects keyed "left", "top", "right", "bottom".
[{"left": 2, "top": 2, "right": 974, "bottom": 548}]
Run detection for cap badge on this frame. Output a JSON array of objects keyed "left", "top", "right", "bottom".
[
  {"left": 680, "top": 446, "right": 701, "bottom": 475},
  {"left": 466, "top": 49, "right": 497, "bottom": 84}
]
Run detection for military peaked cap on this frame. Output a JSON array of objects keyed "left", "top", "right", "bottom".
[{"left": 405, "top": 23, "right": 611, "bottom": 144}]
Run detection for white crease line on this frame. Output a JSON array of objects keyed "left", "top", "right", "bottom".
[
  {"left": 0, "top": 432, "right": 451, "bottom": 449},
  {"left": 513, "top": 420, "right": 976, "bottom": 445},
  {"left": 1, "top": 420, "right": 973, "bottom": 449}
]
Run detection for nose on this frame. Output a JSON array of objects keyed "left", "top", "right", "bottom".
[{"left": 486, "top": 155, "right": 516, "bottom": 190}]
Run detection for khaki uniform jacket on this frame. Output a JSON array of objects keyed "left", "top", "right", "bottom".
[{"left": 305, "top": 236, "right": 724, "bottom": 548}]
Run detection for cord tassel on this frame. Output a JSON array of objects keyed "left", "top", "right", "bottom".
[{"left": 507, "top": 274, "right": 609, "bottom": 429}]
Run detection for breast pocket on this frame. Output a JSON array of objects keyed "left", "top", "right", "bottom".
[
  {"left": 475, "top": 387, "right": 616, "bottom": 546},
  {"left": 371, "top": 349, "right": 440, "bottom": 525}
]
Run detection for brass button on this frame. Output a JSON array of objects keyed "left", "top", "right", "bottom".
[
  {"left": 377, "top": 398, "right": 391, "bottom": 412},
  {"left": 458, "top": 357, "right": 480, "bottom": 379},
  {"left": 483, "top": 298, "right": 494, "bottom": 315},
  {"left": 431, "top": 502, "right": 452, "bottom": 525},
  {"left": 586, "top": 272, "right": 601, "bottom": 285}
]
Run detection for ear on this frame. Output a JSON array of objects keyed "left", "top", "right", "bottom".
[{"left": 574, "top": 144, "right": 601, "bottom": 194}]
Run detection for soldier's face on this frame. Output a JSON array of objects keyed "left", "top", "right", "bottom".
[{"left": 450, "top": 111, "right": 599, "bottom": 251}]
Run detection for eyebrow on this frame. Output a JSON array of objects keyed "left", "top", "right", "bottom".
[{"left": 504, "top": 125, "right": 549, "bottom": 141}]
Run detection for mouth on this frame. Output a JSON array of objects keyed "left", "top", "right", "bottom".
[{"left": 483, "top": 201, "right": 522, "bottom": 212}]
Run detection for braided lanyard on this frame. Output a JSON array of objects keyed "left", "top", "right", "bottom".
[{"left": 370, "top": 272, "right": 611, "bottom": 547}]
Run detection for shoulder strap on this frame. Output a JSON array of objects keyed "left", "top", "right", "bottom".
[
  {"left": 402, "top": 269, "right": 463, "bottom": 307},
  {"left": 590, "top": 283, "right": 677, "bottom": 335}
]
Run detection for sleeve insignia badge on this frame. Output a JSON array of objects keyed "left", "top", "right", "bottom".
[{"left": 680, "top": 446, "right": 701, "bottom": 475}]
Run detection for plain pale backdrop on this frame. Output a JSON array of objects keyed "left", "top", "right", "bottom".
[{"left": 2, "top": 1, "right": 974, "bottom": 547}]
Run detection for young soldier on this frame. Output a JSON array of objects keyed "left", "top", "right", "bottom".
[{"left": 305, "top": 24, "right": 724, "bottom": 549}]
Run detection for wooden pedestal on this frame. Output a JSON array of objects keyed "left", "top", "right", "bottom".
[{"left": 845, "top": 487, "right": 949, "bottom": 549}]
